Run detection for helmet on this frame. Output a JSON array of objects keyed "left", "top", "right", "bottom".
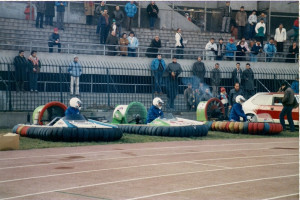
[
  {"left": 69, "top": 97, "right": 82, "bottom": 110},
  {"left": 153, "top": 97, "right": 164, "bottom": 109},
  {"left": 235, "top": 95, "right": 246, "bottom": 104}
]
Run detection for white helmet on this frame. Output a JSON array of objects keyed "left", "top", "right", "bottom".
[
  {"left": 235, "top": 95, "right": 246, "bottom": 104},
  {"left": 70, "top": 97, "right": 82, "bottom": 110},
  {"left": 153, "top": 97, "right": 164, "bottom": 109}
]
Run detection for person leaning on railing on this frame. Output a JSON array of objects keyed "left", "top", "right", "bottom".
[
  {"left": 286, "top": 42, "right": 298, "bottom": 63},
  {"left": 263, "top": 37, "right": 277, "bottom": 62},
  {"left": 119, "top": 33, "right": 129, "bottom": 56},
  {"left": 106, "top": 31, "right": 119, "bottom": 56},
  {"left": 127, "top": 31, "right": 139, "bottom": 57},
  {"left": 205, "top": 38, "right": 217, "bottom": 61},
  {"left": 225, "top": 38, "right": 237, "bottom": 61},
  {"left": 250, "top": 40, "right": 262, "bottom": 62}
]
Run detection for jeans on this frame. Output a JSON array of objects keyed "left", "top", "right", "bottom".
[
  {"left": 29, "top": 73, "right": 38, "bottom": 91},
  {"left": 70, "top": 76, "right": 80, "bottom": 95},
  {"left": 249, "top": 24, "right": 256, "bottom": 39},
  {"left": 56, "top": 12, "right": 64, "bottom": 29},
  {"left": 168, "top": 97, "right": 175, "bottom": 109},
  {"left": 176, "top": 46, "right": 184, "bottom": 59},
  {"left": 116, "top": 24, "right": 122, "bottom": 38},
  {"left": 250, "top": 53, "right": 258, "bottom": 62},
  {"left": 206, "top": 51, "right": 215, "bottom": 60},
  {"left": 48, "top": 42, "right": 61, "bottom": 53},
  {"left": 45, "top": 16, "right": 53, "bottom": 26},
  {"left": 280, "top": 105, "right": 295, "bottom": 131},
  {"left": 127, "top": 17, "right": 134, "bottom": 31},
  {"left": 238, "top": 26, "right": 245, "bottom": 39},
  {"left": 35, "top": 12, "right": 44, "bottom": 28},
  {"left": 221, "top": 17, "right": 231, "bottom": 33},
  {"left": 96, "top": 17, "right": 101, "bottom": 34},
  {"left": 266, "top": 54, "right": 274, "bottom": 62},
  {"left": 153, "top": 71, "right": 163, "bottom": 93},
  {"left": 149, "top": 17, "right": 156, "bottom": 29},
  {"left": 86, "top": 15, "right": 93, "bottom": 25},
  {"left": 128, "top": 48, "right": 136, "bottom": 57},
  {"left": 212, "top": 85, "right": 218, "bottom": 97},
  {"left": 100, "top": 25, "right": 109, "bottom": 44}
]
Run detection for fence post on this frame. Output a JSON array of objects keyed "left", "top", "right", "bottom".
[
  {"left": 59, "top": 66, "right": 63, "bottom": 103},
  {"left": 30, "top": 41, "right": 32, "bottom": 53},
  {"left": 7, "top": 64, "right": 12, "bottom": 111},
  {"left": 106, "top": 68, "right": 110, "bottom": 107},
  {"left": 104, "top": 45, "right": 106, "bottom": 56},
  {"left": 137, "top": 47, "right": 140, "bottom": 57},
  {"left": 170, "top": 49, "right": 173, "bottom": 59},
  {"left": 67, "top": 43, "right": 70, "bottom": 54}
]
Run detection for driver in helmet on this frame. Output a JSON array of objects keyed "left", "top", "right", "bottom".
[
  {"left": 229, "top": 95, "right": 247, "bottom": 122},
  {"left": 146, "top": 97, "right": 164, "bottom": 123},
  {"left": 65, "top": 97, "right": 82, "bottom": 118}
]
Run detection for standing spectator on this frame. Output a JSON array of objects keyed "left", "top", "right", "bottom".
[
  {"left": 28, "top": 50, "right": 41, "bottom": 93},
  {"left": 175, "top": 28, "right": 184, "bottom": 59},
  {"left": 192, "top": 56, "right": 206, "bottom": 87},
  {"left": 264, "top": 37, "right": 277, "bottom": 62},
  {"left": 95, "top": 1, "right": 108, "bottom": 34},
  {"left": 230, "top": 19, "right": 238, "bottom": 39},
  {"left": 125, "top": 1, "right": 137, "bottom": 32},
  {"left": 221, "top": 1, "right": 231, "bottom": 33},
  {"left": 205, "top": 38, "right": 217, "bottom": 60},
  {"left": 250, "top": 40, "right": 262, "bottom": 62},
  {"left": 48, "top": 28, "right": 61, "bottom": 53},
  {"left": 45, "top": 1, "right": 55, "bottom": 26},
  {"left": 35, "top": 1, "right": 45, "bottom": 29},
  {"left": 151, "top": 54, "right": 166, "bottom": 94},
  {"left": 146, "top": 36, "right": 161, "bottom": 58},
  {"left": 235, "top": 6, "right": 247, "bottom": 40},
  {"left": 200, "top": 88, "right": 213, "bottom": 101},
  {"left": 113, "top": 6, "right": 125, "bottom": 38},
  {"left": 257, "top": 12, "right": 268, "bottom": 35},
  {"left": 292, "top": 18, "right": 299, "bottom": 42},
  {"left": 13, "top": 50, "right": 28, "bottom": 92},
  {"left": 279, "top": 83, "right": 296, "bottom": 132},
  {"left": 165, "top": 57, "right": 182, "bottom": 110},
  {"left": 119, "top": 33, "right": 129, "bottom": 56},
  {"left": 210, "top": 63, "right": 221, "bottom": 97},
  {"left": 286, "top": 42, "right": 299, "bottom": 63},
  {"left": 194, "top": 83, "right": 206, "bottom": 106},
  {"left": 232, "top": 63, "right": 243, "bottom": 85},
  {"left": 274, "top": 23, "right": 287, "bottom": 57},
  {"left": 99, "top": 9, "right": 110, "bottom": 44},
  {"left": 242, "top": 63, "right": 254, "bottom": 99},
  {"left": 291, "top": 75, "right": 299, "bottom": 94},
  {"left": 248, "top": 10, "right": 257, "bottom": 40},
  {"left": 225, "top": 38, "right": 237, "bottom": 61},
  {"left": 84, "top": 1, "right": 95, "bottom": 25},
  {"left": 184, "top": 83, "right": 194, "bottom": 111},
  {"left": 147, "top": 1, "right": 159, "bottom": 30},
  {"left": 255, "top": 18, "right": 266, "bottom": 46},
  {"left": 106, "top": 31, "right": 119, "bottom": 56},
  {"left": 55, "top": 1, "right": 67, "bottom": 30},
  {"left": 68, "top": 55, "right": 82, "bottom": 96},
  {"left": 127, "top": 31, "right": 139, "bottom": 57},
  {"left": 236, "top": 40, "right": 247, "bottom": 61},
  {"left": 228, "top": 82, "right": 244, "bottom": 111},
  {"left": 24, "top": 2, "right": 35, "bottom": 21},
  {"left": 216, "top": 38, "right": 226, "bottom": 60},
  {"left": 219, "top": 87, "right": 229, "bottom": 119}
]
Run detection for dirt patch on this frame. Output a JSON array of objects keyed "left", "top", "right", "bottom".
[
  {"left": 61, "top": 156, "right": 85, "bottom": 160},
  {"left": 272, "top": 147, "right": 299, "bottom": 150},
  {"left": 55, "top": 166, "right": 74, "bottom": 170},
  {"left": 122, "top": 152, "right": 137, "bottom": 156}
]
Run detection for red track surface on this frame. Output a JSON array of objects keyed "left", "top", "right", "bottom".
[{"left": 0, "top": 138, "right": 298, "bottom": 200}]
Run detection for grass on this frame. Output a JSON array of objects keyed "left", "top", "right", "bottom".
[{"left": 0, "top": 128, "right": 298, "bottom": 150}]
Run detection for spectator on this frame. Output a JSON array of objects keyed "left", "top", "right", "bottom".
[
  {"left": 55, "top": 1, "right": 67, "bottom": 30},
  {"left": 274, "top": 23, "right": 287, "bottom": 57},
  {"left": 279, "top": 82, "right": 296, "bottom": 132},
  {"left": 205, "top": 38, "right": 217, "bottom": 60},
  {"left": 111, "top": 19, "right": 117, "bottom": 33},
  {"left": 165, "top": 57, "right": 182, "bottom": 110},
  {"left": 250, "top": 40, "right": 262, "bottom": 62},
  {"left": 35, "top": 1, "right": 45, "bottom": 29},
  {"left": 24, "top": 2, "right": 35, "bottom": 21},
  {"left": 151, "top": 54, "right": 166, "bottom": 94},
  {"left": 48, "top": 28, "right": 61, "bottom": 53},
  {"left": 13, "top": 50, "right": 28, "bottom": 92},
  {"left": 264, "top": 37, "right": 277, "bottom": 62},
  {"left": 28, "top": 50, "right": 41, "bottom": 93},
  {"left": 146, "top": 36, "right": 162, "bottom": 58},
  {"left": 119, "top": 33, "right": 129, "bottom": 56},
  {"left": 255, "top": 18, "right": 266, "bottom": 46},
  {"left": 292, "top": 18, "right": 299, "bottom": 42},
  {"left": 210, "top": 63, "right": 221, "bottom": 97},
  {"left": 147, "top": 1, "right": 159, "bottom": 30},
  {"left": 84, "top": 1, "right": 95, "bottom": 25},
  {"left": 228, "top": 82, "right": 244, "bottom": 111},
  {"left": 216, "top": 38, "right": 226, "bottom": 60},
  {"left": 200, "top": 88, "right": 213, "bottom": 101},
  {"left": 106, "top": 31, "right": 119, "bottom": 56},
  {"left": 184, "top": 83, "right": 194, "bottom": 111},
  {"left": 194, "top": 83, "right": 206, "bottom": 106},
  {"left": 125, "top": 1, "right": 137, "bottom": 32},
  {"left": 242, "top": 63, "right": 254, "bottom": 99},
  {"left": 192, "top": 56, "right": 206, "bottom": 87},
  {"left": 257, "top": 12, "right": 268, "bottom": 35},
  {"left": 68, "top": 55, "right": 82, "bottom": 96},
  {"left": 237, "top": 37, "right": 250, "bottom": 51},
  {"left": 232, "top": 63, "right": 243, "bottom": 85},
  {"left": 175, "top": 28, "right": 184, "bottom": 59},
  {"left": 113, "top": 6, "right": 125, "bottom": 38},
  {"left": 291, "top": 75, "right": 299, "bottom": 94},
  {"left": 225, "top": 38, "right": 237, "bottom": 61},
  {"left": 221, "top": 1, "right": 231, "bottom": 33},
  {"left": 286, "top": 42, "right": 299, "bottom": 63},
  {"left": 99, "top": 9, "right": 110, "bottom": 44},
  {"left": 236, "top": 40, "right": 247, "bottom": 61},
  {"left": 127, "top": 31, "right": 139, "bottom": 57},
  {"left": 248, "top": 10, "right": 257, "bottom": 40},
  {"left": 235, "top": 6, "right": 247, "bottom": 39},
  {"left": 45, "top": 1, "right": 55, "bottom": 26},
  {"left": 220, "top": 87, "right": 229, "bottom": 119},
  {"left": 230, "top": 19, "right": 238, "bottom": 39},
  {"left": 95, "top": 1, "right": 108, "bottom": 34}
]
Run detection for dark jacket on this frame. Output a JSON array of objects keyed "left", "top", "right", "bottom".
[
  {"left": 95, "top": 5, "right": 108, "bottom": 16},
  {"left": 113, "top": 10, "right": 124, "bottom": 26},
  {"left": 200, "top": 92, "right": 213, "bottom": 101},
  {"left": 236, "top": 45, "right": 247, "bottom": 61},
  {"left": 216, "top": 43, "right": 226, "bottom": 57},
  {"left": 282, "top": 87, "right": 295, "bottom": 106},
  {"left": 146, "top": 39, "right": 161, "bottom": 58},
  {"left": 146, "top": 105, "right": 164, "bottom": 123},
  {"left": 286, "top": 45, "right": 299, "bottom": 63},
  {"left": 45, "top": 1, "right": 55, "bottom": 17},
  {"left": 251, "top": 44, "right": 262, "bottom": 55},
  {"left": 228, "top": 88, "right": 244, "bottom": 106},
  {"left": 232, "top": 68, "right": 243, "bottom": 84},
  {"left": 55, "top": 1, "right": 67, "bottom": 12},
  {"left": 184, "top": 88, "right": 193, "bottom": 102},
  {"left": 65, "top": 107, "right": 80, "bottom": 116},
  {"left": 192, "top": 61, "right": 206, "bottom": 81},
  {"left": 106, "top": 34, "right": 119, "bottom": 53},
  {"left": 165, "top": 62, "right": 182, "bottom": 99},
  {"left": 99, "top": 14, "right": 110, "bottom": 26},
  {"left": 35, "top": 2, "right": 46, "bottom": 13},
  {"left": 210, "top": 68, "right": 221, "bottom": 86},
  {"left": 229, "top": 103, "right": 247, "bottom": 122},
  {"left": 147, "top": 3, "right": 159, "bottom": 18},
  {"left": 13, "top": 55, "right": 28, "bottom": 81},
  {"left": 48, "top": 33, "right": 60, "bottom": 43},
  {"left": 28, "top": 57, "right": 41, "bottom": 74},
  {"left": 242, "top": 68, "right": 254, "bottom": 90},
  {"left": 235, "top": 11, "right": 247, "bottom": 26},
  {"left": 222, "top": 5, "right": 231, "bottom": 17}
]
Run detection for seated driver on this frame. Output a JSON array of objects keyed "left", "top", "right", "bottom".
[
  {"left": 65, "top": 97, "right": 82, "bottom": 118},
  {"left": 146, "top": 97, "right": 164, "bottom": 123},
  {"left": 229, "top": 95, "right": 247, "bottom": 122}
]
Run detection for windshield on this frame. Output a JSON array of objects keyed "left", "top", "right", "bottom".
[
  {"left": 64, "top": 114, "right": 87, "bottom": 121},
  {"left": 163, "top": 113, "right": 177, "bottom": 120}
]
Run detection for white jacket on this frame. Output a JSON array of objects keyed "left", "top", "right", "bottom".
[
  {"left": 248, "top": 14, "right": 257, "bottom": 25},
  {"left": 175, "top": 32, "right": 182, "bottom": 47},
  {"left": 274, "top": 28, "right": 286, "bottom": 42},
  {"left": 205, "top": 42, "right": 217, "bottom": 51},
  {"left": 255, "top": 22, "right": 266, "bottom": 34}
]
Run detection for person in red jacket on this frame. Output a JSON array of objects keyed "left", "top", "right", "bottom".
[
  {"left": 292, "top": 18, "right": 299, "bottom": 42},
  {"left": 24, "top": 2, "right": 35, "bottom": 20}
]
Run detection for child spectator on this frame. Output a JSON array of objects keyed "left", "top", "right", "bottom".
[
  {"left": 286, "top": 42, "right": 299, "bottom": 63},
  {"left": 220, "top": 87, "right": 229, "bottom": 119},
  {"left": 225, "top": 38, "right": 237, "bottom": 61},
  {"left": 48, "top": 28, "right": 61, "bottom": 53},
  {"left": 68, "top": 55, "right": 82, "bottom": 96},
  {"left": 151, "top": 54, "right": 166, "bottom": 94},
  {"left": 119, "top": 33, "right": 129, "bottom": 56},
  {"left": 28, "top": 50, "right": 41, "bottom": 93},
  {"left": 127, "top": 31, "right": 139, "bottom": 57},
  {"left": 24, "top": 2, "right": 35, "bottom": 20},
  {"left": 184, "top": 83, "right": 194, "bottom": 111}
]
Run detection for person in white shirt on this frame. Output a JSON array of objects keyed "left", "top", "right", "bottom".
[
  {"left": 248, "top": 10, "right": 257, "bottom": 40},
  {"left": 205, "top": 38, "right": 217, "bottom": 60},
  {"left": 274, "top": 23, "right": 286, "bottom": 55},
  {"left": 255, "top": 18, "right": 266, "bottom": 46},
  {"left": 175, "top": 28, "right": 184, "bottom": 59}
]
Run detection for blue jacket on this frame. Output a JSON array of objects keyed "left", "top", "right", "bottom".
[
  {"left": 291, "top": 80, "right": 299, "bottom": 94},
  {"left": 68, "top": 61, "right": 82, "bottom": 77},
  {"left": 225, "top": 43, "right": 237, "bottom": 58},
  {"left": 151, "top": 59, "right": 166, "bottom": 71},
  {"left": 128, "top": 36, "right": 139, "bottom": 49},
  {"left": 264, "top": 43, "right": 277, "bottom": 56},
  {"left": 146, "top": 105, "right": 164, "bottom": 123},
  {"left": 48, "top": 33, "right": 60, "bottom": 43},
  {"left": 125, "top": 3, "right": 137, "bottom": 17},
  {"left": 55, "top": 1, "right": 67, "bottom": 12},
  {"left": 65, "top": 107, "right": 79, "bottom": 116},
  {"left": 229, "top": 103, "right": 247, "bottom": 122}
]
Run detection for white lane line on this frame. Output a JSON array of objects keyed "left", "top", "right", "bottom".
[
  {"left": 261, "top": 193, "right": 299, "bottom": 200},
  {"left": 0, "top": 140, "right": 297, "bottom": 161},
  {"left": 186, "top": 161, "right": 232, "bottom": 169},
  {"left": 126, "top": 174, "right": 299, "bottom": 200},
  {"left": 1, "top": 153, "right": 296, "bottom": 184},
  {"left": 0, "top": 163, "right": 298, "bottom": 200},
  {"left": 0, "top": 147, "right": 275, "bottom": 170}
]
